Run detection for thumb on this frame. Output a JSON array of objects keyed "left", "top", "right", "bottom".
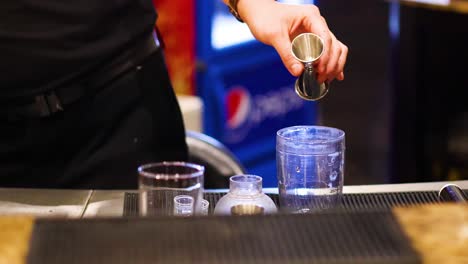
[{"left": 272, "top": 36, "right": 303, "bottom": 77}]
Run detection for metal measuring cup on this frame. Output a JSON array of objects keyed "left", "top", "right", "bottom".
[{"left": 291, "top": 33, "right": 329, "bottom": 101}]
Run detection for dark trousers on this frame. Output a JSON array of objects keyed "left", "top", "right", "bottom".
[{"left": 0, "top": 49, "right": 188, "bottom": 189}]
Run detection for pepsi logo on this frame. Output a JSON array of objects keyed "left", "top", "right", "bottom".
[
  {"left": 224, "top": 84, "right": 305, "bottom": 144},
  {"left": 226, "top": 86, "right": 251, "bottom": 129}
]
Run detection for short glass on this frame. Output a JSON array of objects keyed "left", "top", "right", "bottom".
[
  {"left": 138, "top": 162, "right": 204, "bottom": 217},
  {"left": 276, "top": 126, "right": 345, "bottom": 213}
]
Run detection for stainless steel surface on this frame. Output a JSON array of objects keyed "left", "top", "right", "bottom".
[
  {"left": 83, "top": 190, "right": 130, "bottom": 218},
  {"left": 85, "top": 180, "right": 468, "bottom": 217},
  {"left": 0, "top": 188, "right": 91, "bottom": 218},
  {"left": 438, "top": 183, "right": 468, "bottom": 203},
  {"left": 1, "top": 180, "right": 466, "bottom": 218},
  {"left": 261, "top": 180, "right": 468, "bottom": 194},
  {"left": 291, "top": 33, "right": 329, "bottom": 101}
]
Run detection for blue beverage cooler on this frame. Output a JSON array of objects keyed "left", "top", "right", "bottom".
[{"left": 196, "top": 0, "right": 316, "bottom": 187}]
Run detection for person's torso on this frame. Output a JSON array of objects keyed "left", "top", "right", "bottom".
[{"left": 0, "top": 0, "right": 157, "bottom": 98}]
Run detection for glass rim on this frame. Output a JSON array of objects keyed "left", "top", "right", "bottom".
[
  {"left": 230, "top": 174, "right": 262, "bottom": 184},
  {"left": 173, "top": 195, "right": 194, "bottom": 205},
  {"left": 291, "top": 32, "right": 325, "bottom": 63},
  {"left": 138, "top": 161, "right": 204, "bottom": 180},
  {"left": 277, "top": 125, "right": 345, "bottom": 144}
]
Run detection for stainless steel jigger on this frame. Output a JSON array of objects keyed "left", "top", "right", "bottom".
[{"left": 291, "top": 33, "right": 329, "bottom": 101}]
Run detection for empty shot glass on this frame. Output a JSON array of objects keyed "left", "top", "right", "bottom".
[
  {"left": 174, "top": 195, "right": 194, "bottom": 217},
  {"left": 200, "top": 199, "right": 210, "bottom": 216},
  {"left": 138, "top": 162, "right": 204, "bottom": 217},
  {"left": 276, "top": 126, "right": 345, "bottom": 213}
]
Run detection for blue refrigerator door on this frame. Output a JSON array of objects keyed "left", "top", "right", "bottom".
[{"left": 196, "top": 0, "right": 317, "bottom": 187}]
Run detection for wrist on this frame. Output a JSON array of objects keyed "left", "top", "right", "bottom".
[
  {"left": 237, "top": 0, "right": 276, "bottom": 24},
  {"left": 227, "top": 0, "right": 244, "bottom": 22}
]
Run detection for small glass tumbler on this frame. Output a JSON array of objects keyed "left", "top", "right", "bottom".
[
  {"left": 200, "top": 199, "right": 210, "bottom": 216},
  {"left": 276, "top": 126, "right": 345, "bottom": 213},
  {"left": 173, "top": 195, "right": 194, "bottom": 217},
  {"left": 138, "top": 162, "right": 204, "bottom": 217}
]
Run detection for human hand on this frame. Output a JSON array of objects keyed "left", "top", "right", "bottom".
[{"left": 238, "top": 0, "right": 348, "bottom": 83}]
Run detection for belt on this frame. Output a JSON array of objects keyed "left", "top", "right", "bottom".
[{"left": 2, "top": 31, "right": 161, "bottom": 120}]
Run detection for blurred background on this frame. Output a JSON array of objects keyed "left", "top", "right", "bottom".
[{"left": 153, "top": 0, "right": 467, "bottom": 187}]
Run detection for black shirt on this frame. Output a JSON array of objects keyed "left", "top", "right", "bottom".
[{"left": 0, "top": 0, "right": 157, "bottom": 98}]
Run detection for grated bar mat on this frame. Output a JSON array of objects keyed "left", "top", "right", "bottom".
[
  {"left": 27, "top": 209, "right": 419, "bottom": 264},
  {"left": 124, "top": 190, "right": 468, "bottom": 217}
]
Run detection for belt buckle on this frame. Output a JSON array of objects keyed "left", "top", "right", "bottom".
[{"left": 34, "top": 91, "right": 64, "bottom": 117}]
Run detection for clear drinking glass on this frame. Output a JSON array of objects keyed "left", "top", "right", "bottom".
[
  {"left": 138, "top": 162, "right": 204, "bottom": 217},
  {"left": 276, "top": 126, "right": 345, "bottom": 213}
]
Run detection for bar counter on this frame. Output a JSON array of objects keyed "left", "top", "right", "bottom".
[
  {"left": 397, "top": 0, "right": 468, "bottom": 14},
  {"left": 1, "top": 180, "right": 467, "bottom": 264},
  {"left": 0, "top": 180, "right": 466, "bottom": 218}
]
